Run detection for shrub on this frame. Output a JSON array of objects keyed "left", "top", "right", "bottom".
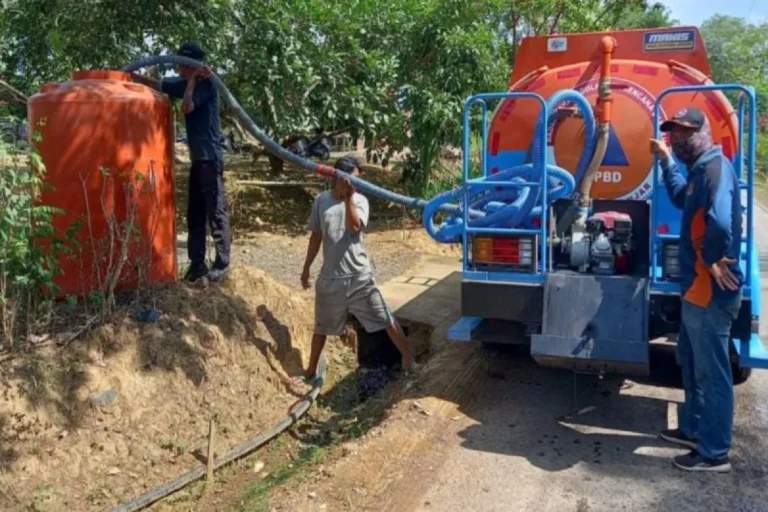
[{"left": 0, "top": 121, "right": 65, "bottom": 347}]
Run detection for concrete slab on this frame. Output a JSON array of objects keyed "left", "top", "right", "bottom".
[{"left": 380, "top": 255, "right": 461, "bottom": 327}]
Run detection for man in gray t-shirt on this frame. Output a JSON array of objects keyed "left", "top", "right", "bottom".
[{"left": 300, "top": 156, "right": 416, "bottom": 380}]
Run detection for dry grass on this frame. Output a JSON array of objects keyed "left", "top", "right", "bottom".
[{"left": 0, "top": 266, "right": 356, "bottom": 512}]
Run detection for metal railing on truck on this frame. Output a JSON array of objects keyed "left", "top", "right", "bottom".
[
  {"left": 651, "top": 84, "right": 768, "bottom": 368},
  {"left": 461, "top": 92, "right": 550, "bottom": 285},
  {"left": 651, "top": 84, "right": 757, "bottom": 296}
]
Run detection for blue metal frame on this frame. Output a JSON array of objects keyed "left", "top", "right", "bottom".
[
  {"left": 651, "top": 84, "right": 766, "bottom": 369},
  {"left": 462, "top": 92, "right": 549, "bottom": 283},
  {"left": 651, "top": 84, "right": 756, "bottom": 296}
]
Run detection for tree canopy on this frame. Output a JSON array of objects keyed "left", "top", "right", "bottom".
[
  {"left": 10, "top": 2, "right": 768, "bottom": 188},
  {"left": 700, "top": 15, "right": 768, "bottom": 173}
]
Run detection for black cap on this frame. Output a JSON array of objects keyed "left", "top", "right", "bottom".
[
  {"left": 334, "top": 156, "right": 362, "bottom": 174},
  {"left": 660, "top": 107, "right": 705, "bottom": 132},
  {"left": 177, "top": 43, "right": 205, "bottom": 62}
]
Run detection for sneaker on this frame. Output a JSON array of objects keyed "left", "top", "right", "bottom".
[
  {"left": 184, "top": 263, "right": 209, "bottom": 283},
  {"left": 208, "top": 265, "right": 230, "bottom": 283},
  {"left": 673, "top": 451, "right": 732, "bottom": 473},
  {"left": 660, "top": 429, "right": 697, "bottom": 450}
]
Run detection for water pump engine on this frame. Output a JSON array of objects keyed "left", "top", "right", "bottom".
[{"left": 565, "top": 211, "right": 633, "bottom": 275}]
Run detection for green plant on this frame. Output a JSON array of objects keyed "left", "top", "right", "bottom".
[
  {"left": 0, "top": 123, "right": 64, "bottom": 348},
  {"left": 238, "top": 445, "right": 328, "bottom": 512}
]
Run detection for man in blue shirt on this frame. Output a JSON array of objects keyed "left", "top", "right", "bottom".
[
  {"left": 133, "top": 43, "right": 231, "bottom": 283},
  {"left": 650, "top": 107, "right": 742, "bottom": 473}
]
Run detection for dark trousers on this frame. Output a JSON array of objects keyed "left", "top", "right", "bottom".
[
  {"left": 677, "top": 296, "right": 740, "bottom": 459},
  {"left": 188, "top": 160, "right": 231, "bottom": 269}
]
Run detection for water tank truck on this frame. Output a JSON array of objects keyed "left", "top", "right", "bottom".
[
  {"left": 432, "top": 26, "right": 767, "bottom": 382},
  {"left": 115, "top": 30, "right": 765, "bottom": 381}
]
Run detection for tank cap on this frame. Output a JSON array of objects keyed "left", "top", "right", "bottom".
[{"left": 72, "top": 70, "right": 131, "bottom": 82}]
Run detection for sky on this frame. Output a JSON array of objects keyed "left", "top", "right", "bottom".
[{"left": 661, "top": 0, "right": 768, "bottom": 26}]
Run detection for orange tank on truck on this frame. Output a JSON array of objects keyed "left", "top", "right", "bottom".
[
  {"left": 488, "top": 26, "right": 739, "bottom": 201},
  {"left": 27, "top": 70, "right": 177, "bottom": 297}
]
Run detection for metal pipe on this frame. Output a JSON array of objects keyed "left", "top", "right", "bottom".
[
  {"left": 578, "top": 36, "right": 616, "bottom": 208},
  {"left": 481, "top": 100, "right": 489, "bottom": 178}
]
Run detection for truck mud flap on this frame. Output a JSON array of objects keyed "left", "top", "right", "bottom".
[{"left": 531, "top": 273, "right": 650, "bottom": 376}]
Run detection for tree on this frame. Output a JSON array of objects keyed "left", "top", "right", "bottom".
[
  {"left": 0, "top": 0, "right": 407, "bottom": 172},
  {"left": 701, "top": 15, "right": 768, "bottom": 175},
  {"left": 394, "top": 0, "right": 675, "bottom": 196},
  {"left": 701, "top": 15, "right": 768, "bottom": 114},
  {"left": 0, "top": 0, "right": 677, "bottom": 189},
  {"left": 0, "top": 1, "right": 231, "bottom": 93},
  {"left": 507, "top": 1, "right": 675, "bottom": 57}
]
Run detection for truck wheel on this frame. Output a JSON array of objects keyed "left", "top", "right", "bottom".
[
  {"left": 481, "top": 342, "right": 528, "bottom": 356},
  {"left": 732, "top": 364, "right": 752, "bottom": 385}
]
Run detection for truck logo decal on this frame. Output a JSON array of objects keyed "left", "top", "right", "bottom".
[
  {"left": 602, "top": 124, "right": 630, "bottom": 167},
  {"left": 643, "top": 30, "right": 695, "bottom": 52},
  {"left": 547, "top": 37, "right": 568, "bottom": 52},
  {"left": 549, "top": 77, "right": 669, "bottom": 200}
]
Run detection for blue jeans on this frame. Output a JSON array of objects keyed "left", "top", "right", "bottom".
[{"left": 678, "top": 296, "right": 741, "bottom": 459}]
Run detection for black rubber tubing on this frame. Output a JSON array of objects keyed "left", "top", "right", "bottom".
[
  {"left": 122, "top": 55, "right": 472, "bottom": 216},
  {"left": 108, "top": 356, "right": 327, "bottom": 512}
]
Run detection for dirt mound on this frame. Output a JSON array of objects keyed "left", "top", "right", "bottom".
[{"left": 0, "top": 266, "right": 352, "bottom": 512}]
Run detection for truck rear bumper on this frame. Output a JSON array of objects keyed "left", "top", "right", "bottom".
[
  {"left": 452, "top": 276, "right": 768, "bottom": 371},
  {"left": 461, "top": 279, "right": 543, "bottom": 324}
]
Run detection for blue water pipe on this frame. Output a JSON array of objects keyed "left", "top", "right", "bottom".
[
  {"left": 123, "top": 56, "right": 597, "bottom": 244},
  {"left": 422, "top": 89, "right": 597, "bottom": 243}
]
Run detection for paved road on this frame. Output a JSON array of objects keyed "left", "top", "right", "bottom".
[{"left": 367, "top": 205, "right": 768, "bottom": 512}]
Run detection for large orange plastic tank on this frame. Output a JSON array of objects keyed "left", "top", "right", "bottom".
[
  {"left": 28, "top": 70, "right": 177, "bottom": 297},
  {"left": 489, "top": 27, "right": 739, "bottom": 201}
]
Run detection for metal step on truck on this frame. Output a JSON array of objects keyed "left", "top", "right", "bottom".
[{"left": 440, "top": 26, "right": 767, "bottom": 382}]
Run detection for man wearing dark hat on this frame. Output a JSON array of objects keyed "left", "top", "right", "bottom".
[
  {"left": 650, "top": 107, "right": 742, "bottom": 473},
  {"left": 133, "top": 42, "right": 231, "bottom": 283}
]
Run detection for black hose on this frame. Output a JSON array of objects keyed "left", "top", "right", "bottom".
[
  {"left": 108, "top": 356, "right": 327, "bottom": 512},
  {"left": 122, "top": 55, "right": 467, "bottom": 216}
]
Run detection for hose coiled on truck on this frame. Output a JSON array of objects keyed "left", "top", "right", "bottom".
[
  {"left": 123, "top": 56, "right": 597, "bottom": 244},
  {"left": 422, "top": 90, "right": 597, "bottom": 243}
]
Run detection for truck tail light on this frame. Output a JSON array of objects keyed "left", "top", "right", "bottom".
[
  {"left": 662, "top": 241, "right": 681, "bottom": 281},
  {"left": 472, "top": 236, "right": 536, "bottom": 271}
]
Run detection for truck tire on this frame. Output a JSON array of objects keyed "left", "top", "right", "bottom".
[
  {"left": 729, "top": 342, "right": 751, "bottom": 385},
  {"left": 732, "top": 364, "right": 752, "bottom": 385},
  {"left": 481, "top": 342, "right": 529, "bottom": 357}
]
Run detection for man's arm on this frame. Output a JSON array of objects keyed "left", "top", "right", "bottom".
[
  {"left": 702, "top": 160, "right": 736, "bottom": 267},
  {"left": 182, "top": 68, "right": 216, "bottom": 114},
  {"left": 182, "top": 76, "right": 198, "bottom": 114},
  {"left": 661, "top": 156, "right": 688, "bottom": 209},
  {"left": 303, "top": 232, "right": 323, "bottom": 270},
  {"left": 302, "top": 198, "right": 323, "bottom": 289},
  {"left": 341, "top": 179, "right": 368, "bottom": 234},
  {"left": 345, "top": 197, "right": 363, "bottom": 234},
  {"left": 651, "top": 139, "right": 687, "bottom": 209}
]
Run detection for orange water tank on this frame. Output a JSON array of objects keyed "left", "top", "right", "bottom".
[
  {"left": 28, "top": 70, "right": 177, "bottom": 297},
  {"left": 489, "top": 27, "right": 740, "bottom": 201}
]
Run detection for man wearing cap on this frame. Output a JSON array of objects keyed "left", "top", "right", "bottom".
[
  {"left": 650, "top": 107, "right": 742, "bottom": 473},
  {"left": 132, "top": 42, "right": 231, "bottom": 283}
]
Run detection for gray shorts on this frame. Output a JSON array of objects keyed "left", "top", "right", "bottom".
[{"left": 314, "top": 273, "right": 394, "bottom": 336}]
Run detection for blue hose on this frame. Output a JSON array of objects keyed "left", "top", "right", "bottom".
[
  {"left": 422, "top": 89, "right": 596, "bottom": 243},
  {"left": 122, "top": 56, "right": 596, "bottom": 245}
]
